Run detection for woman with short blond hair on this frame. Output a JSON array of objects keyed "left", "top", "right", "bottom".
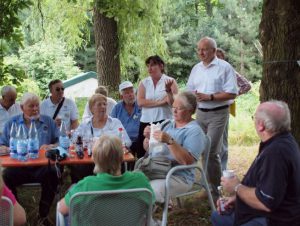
[{"left": 70, "top": 94, "right": 131, "bottom": 183}]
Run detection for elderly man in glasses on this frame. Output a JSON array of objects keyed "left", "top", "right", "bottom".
[{"left": 40, "top": 79, "right": 79, "bottom": 131}]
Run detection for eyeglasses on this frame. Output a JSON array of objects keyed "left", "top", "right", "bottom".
[
  {"left": 55, "top": 87, "right": 65, "bottom": 92},
  {"left": 172, "top": 106, "right": 186, "bottom": 111}
]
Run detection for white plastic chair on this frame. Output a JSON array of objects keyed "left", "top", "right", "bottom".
[
  {"left": 0, "top": 196, "right": 14, "bottom": 226},
  {"left": 162, "top": 135, "right": 215, "bottom": 226},
  {"left": 56, "top": 188, "right": 153, "bottom": 226}
]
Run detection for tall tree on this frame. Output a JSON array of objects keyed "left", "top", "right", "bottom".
[
  {"left": 259, "top": 0, "right": 300, "bottom": 144},
  {"left": 93, "top": 7, "right": 120, "bottom": 89}
]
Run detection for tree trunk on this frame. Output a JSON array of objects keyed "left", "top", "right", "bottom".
[
  {"left": 259, "top": 0, "right": 300, "bottom": 145},
  {"left": 93, "top": 7, "right": 120, "bottom": 94}
]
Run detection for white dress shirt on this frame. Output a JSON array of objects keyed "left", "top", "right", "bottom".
[{"left": 187, "top": 57, "right": 238, "bottom": 109}]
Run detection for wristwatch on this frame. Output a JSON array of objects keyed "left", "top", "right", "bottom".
[{"left": 167, "top": 137, "right": 174, "bottom": 145}]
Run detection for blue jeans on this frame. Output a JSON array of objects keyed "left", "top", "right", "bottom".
[{"left": 211, "top": 210, "right": 267, "bottom": 226}]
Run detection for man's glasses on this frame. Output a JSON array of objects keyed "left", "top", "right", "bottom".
[{"left": 55, "top": 87, "right": 65, "bottom": 92}]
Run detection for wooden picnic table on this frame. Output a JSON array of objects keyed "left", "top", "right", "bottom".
[{"left": 0, "top": 149, "right": 135, "bottom": 167}]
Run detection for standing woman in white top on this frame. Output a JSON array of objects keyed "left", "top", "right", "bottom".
[{"left": 137, "top": 55, "right": 178, "bottom": 158}]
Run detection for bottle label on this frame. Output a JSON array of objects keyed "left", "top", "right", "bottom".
[
  {"left": 9, "top": 138, "right": 17, "bottom": 153},
  {"left": 59, "top": 136, "right": 70, "bottom": 149},
  {"left": 17, "top": 140, "right": 28, "bottom": 159},
  {"left": 28, "top": 139, "right": 39, "bottom": 153}
]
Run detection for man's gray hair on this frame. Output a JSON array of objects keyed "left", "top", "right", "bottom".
[
  {"left": 1, "top": 86, "right": 16, "bottom": 97},
  {"left": 256, "top": 100, "right": 291, "bottom": 133},
  {"left": 20, "top": 93, "right": 40, "bottom": 106},
  {"left": 198, "top": 36, "right": 217, "bottom": 49}
]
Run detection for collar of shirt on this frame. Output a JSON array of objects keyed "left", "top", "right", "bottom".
[{"left": 200, "top": 57, "right": 219, "bottom": 68}]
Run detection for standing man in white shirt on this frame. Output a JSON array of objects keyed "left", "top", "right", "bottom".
[
  {"left": 40, "top": 79, "right": 79, "bottom": 131},
  {"left": 0, "top": 86, "right": 21, "bottom": 135},
  {"left": 186, "top": 37, "right": 238, "bottom": 197}
]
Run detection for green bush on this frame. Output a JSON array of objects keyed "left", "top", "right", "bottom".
[
  {"left": 10, "top": 40, "right": 81, "bottom": 98},
  {"left": 229, "top": 81, "right": 260, "bottom": 146}
]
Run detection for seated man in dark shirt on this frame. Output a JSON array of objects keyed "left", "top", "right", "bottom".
[{"left": 211, "top": 100, "right": 300, "bottom": 226}]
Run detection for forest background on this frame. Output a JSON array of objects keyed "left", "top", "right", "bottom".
[{"left": 1, "top": 0, "right": 262, "bottom": 145}]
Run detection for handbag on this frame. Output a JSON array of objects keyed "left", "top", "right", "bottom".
[{"left": 135, "top": 156, "right": 173, "bottom": 180}]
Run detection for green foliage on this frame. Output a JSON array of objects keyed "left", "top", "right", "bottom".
[
  {"left": 229, "top": 81, "right": 260, "bottom": 146},
  {"left": 0, "top": 0, "right": 32, "bottom": 46},
  {"left": 75, "top": 97, "right": 88, "bottom": 121},
  {"left": 211, "top": 0, "right": 262, "bottom": 81},
  {"left": 22, "top": 0, "right": 90, "bottom": 51},
  {"left": 8, "top": 40, "right": 81, "bottom": 97},
  {"left": 161, "top": 0, "right": 262, "bottom": 83},
  {"left": 0, "top": 0, "right": 31, "bottom": 84}
]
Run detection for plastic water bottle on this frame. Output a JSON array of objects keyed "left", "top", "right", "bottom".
[
  {"left": 118, "top": 128, "right": 126, "bottom": 148},
  {"left": 9, "top": 119, "right": 18, "bottom": 159},
  {"left": 16, "top": 120, "right": 28, "bottom": 161},
  {"left": 27, "top": 119, "right": 39, "bottom": 159},
  {"left": 59, "top": 121, "right": 70, "bottom": 150}
]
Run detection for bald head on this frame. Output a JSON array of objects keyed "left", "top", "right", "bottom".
[
  {"left": 0, "top": 86, "right": 17, "bottom": 109},
  {"left": 255, "top": 100, "right": 291, "bottom": 134}
]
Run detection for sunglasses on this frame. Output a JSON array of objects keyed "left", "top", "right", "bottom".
[{"left": 55, "top": 87, "right": 65, "bottom": 92}]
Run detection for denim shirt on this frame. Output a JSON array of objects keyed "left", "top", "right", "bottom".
[
  {"left": 111, "top": 101, "right": 141, "bottom": 142},
  {"left": 0, "top": 114, "right": 59, "bottom": 147}
]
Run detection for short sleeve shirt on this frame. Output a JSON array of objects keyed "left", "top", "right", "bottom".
[
  {"left": 150, "top": 120, "right": 206, "bottom": 184},
  {"left": 0, "top": 114, "right": 59, "bottom": 147},
  {"left": 2, "top": 185, "right": 16, "bottom": 205},
  {"left": 0, "top": 103, "right": 22, "bottom": 134},
  {"left": 40, "top": 97, "right": 79, "bottom": 131},
  {"left": 235, "top": 132, "right": 300, "bottom": 226},
  {"left": 187, "top": 58, "right": 238, "bottom": 109},
  {"left": 111, "top": 101, "right": 141, "bottom": 142}
]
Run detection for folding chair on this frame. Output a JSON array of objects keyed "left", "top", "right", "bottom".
[
  {"left": 56, "top": 188, "right": 153, "bottom": 226},
  {"left": 162, "top": 135, "right": 215, "bottom": 226},
  {"left": 0, "top": 196, "right": 14, "bottom": 226}
]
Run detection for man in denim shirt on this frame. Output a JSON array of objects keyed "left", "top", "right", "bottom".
[
  {"left": 0, "top": 93, "right": 59, "bottom": 226},
  {"left": 111, "top": 81, "right": 141, "bottom": 168}
]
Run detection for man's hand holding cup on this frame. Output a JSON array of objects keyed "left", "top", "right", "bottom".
[{"left": 221, "top": 170, "right": 240, "bottom": 195}]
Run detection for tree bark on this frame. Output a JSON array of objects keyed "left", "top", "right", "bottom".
[
  {"left": 259, "top": 0, "right": 300, "bottom": 145},
  {"left": 93, "top": 7, "right": 120, "bottom": 94}
]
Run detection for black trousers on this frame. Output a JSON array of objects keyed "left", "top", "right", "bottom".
[{"left": 3, "top": 166, "right": 59, "bottom": 218}]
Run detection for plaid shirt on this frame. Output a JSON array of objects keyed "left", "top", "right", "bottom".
[{"left": 236, "top": 72, "right": 251, "bottom": 95}]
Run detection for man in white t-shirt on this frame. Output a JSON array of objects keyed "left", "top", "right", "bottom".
[
  {"left": 187, "top": 37, "right": 238, "bottom": 197},
  {"left": 0, "top": 86, "right": 21, "bottom": 135},
  {"left": 82, "top": 85, "right": 117, "bottom": 123},
  {"left": 40, "top": 79, "right": 79, "bottom": 131}
]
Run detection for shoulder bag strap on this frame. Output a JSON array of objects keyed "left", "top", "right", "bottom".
[{"left": 52, "top": 97, "right": 65, "bottom": 120}]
